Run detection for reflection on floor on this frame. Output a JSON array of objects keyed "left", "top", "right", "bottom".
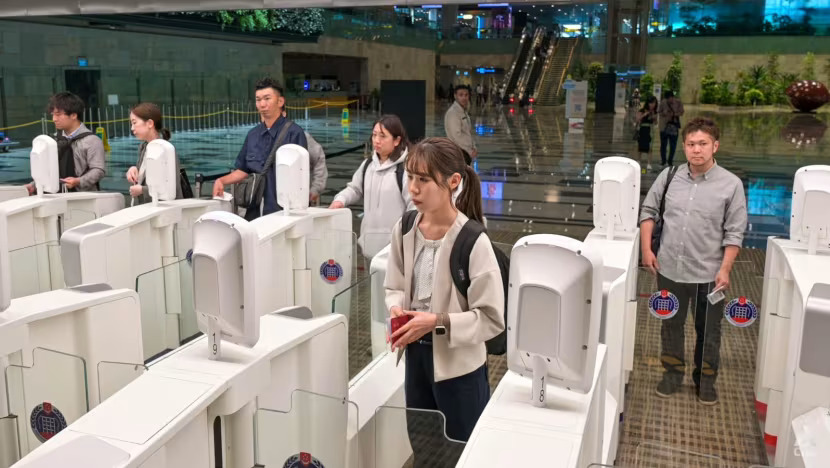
[{"left": 4, "top": 103, "right": 824, "bottom": 466}]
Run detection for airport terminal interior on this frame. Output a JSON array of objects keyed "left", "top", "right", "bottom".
[{"left": 1, "top": 1, "right": 830, "bottom": 467}]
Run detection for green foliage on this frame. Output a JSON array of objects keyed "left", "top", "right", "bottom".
[
  {"left": 716, "top": 81, "right": 735, "bottom": 106},
  {"left": 664, "top": 51, "right": 683, "bottom": 94},
  {"left": 571, "top": 61, "right": 588, "bottom": 81},
  {"left": 744, "top": 88, "right": 765, "bottom": 105},
  {"left": 586, "top": 62, "right": 604, "bottom": 102},
  {"left": 824, "top": 58, "right": 830, "bottom": 84},
  {"left": 180, "top": 9, "right": 325, "bottom": 35},
  {"left": 640, "top": 73, "right": 655, "bottom": 100},
  {"left": 761, "top": 54, "right": 787, "bottom": 105},
  {"left": 699, "top": 55, "right": 718, "bottom": 104},
  {"left": 803, "top": 52, "right": 817, "bottom": 81}
]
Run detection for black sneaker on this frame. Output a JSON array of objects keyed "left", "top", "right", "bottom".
[
  {"left": 698, "top": 381, "right": 718, "bottom": 405},
  {"left": 655, "top": 374, "right": 682, "bottom": 398}
]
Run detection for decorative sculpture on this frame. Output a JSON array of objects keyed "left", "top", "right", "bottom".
[
  {"left": 781, "top": 114, "right": 827, "bottom": 149},
  {"left": 786, "top": 80, "right": 830, "bottom": 112}
]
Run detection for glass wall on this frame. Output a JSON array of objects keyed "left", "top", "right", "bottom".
[{"left": 650, "top": 0, "right": 830, "bottom": 37}]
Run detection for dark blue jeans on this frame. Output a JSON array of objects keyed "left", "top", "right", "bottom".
[
  {"left": 404, "top": 340, "right": 489, "bottom": 459},
  {"left": 660, "top": 131, "right": 679, "bottom": 165}
]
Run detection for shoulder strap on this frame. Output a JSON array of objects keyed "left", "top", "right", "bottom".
[
  {"left": 260, "top": 120, "right": 295, "bottom": 174},
  {"left": 395, "top": 163, "right": 404, "bottom": 194},
  {"left": 658, "top": 165, "right": 679, "bottom": 219},
  {"left": 70, "top": 132, "right": 96, "bottom": 144},
  {"left": 450, "top": 220, "right": 486, "bottom": 299},
  {"left": 360, "top": 159, "right": 371, "bottom": 191},
  {"left": 401, "top": 210, "right": 418, "bottom": 236}
]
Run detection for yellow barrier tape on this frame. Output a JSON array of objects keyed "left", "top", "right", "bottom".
[
  {"left": 310, "top": 99, "right": 359, "bottom": 106},
  {"left": 86, "top": 118, "right": 130, "bottom": 125},
  {"left": 227, "top": 110, "right": 260, "bottom": 115},
  {"left": 0, "top": 120, "right": 42, "bottom": 131},
  {"left": 166, "top": 110, "right": 227, "bottom": 120},
  {"left": 285, "top": 103, "right": 327, "bottom": 110}
]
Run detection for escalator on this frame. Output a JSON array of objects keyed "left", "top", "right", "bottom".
[
  {"left": 533, "top": 38, "right": 581, "bottom": 106},
  {"left": 499, "top": 27, "right": 535, "bottom": 104},
  {"left": 517, "top": 32, "right": 554, "bottom": 106},
  {"left": 509, "top": 27, "right": 547, "bottom": 106}
]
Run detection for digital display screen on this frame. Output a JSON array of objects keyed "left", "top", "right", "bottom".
[{"left": 481, "top": 181, "right": 504, "bottom": 200}]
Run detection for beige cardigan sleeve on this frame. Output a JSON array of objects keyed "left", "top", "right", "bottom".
[
  {"left": 447, "top": 235, "right": 505, "bottom": 348},
  {"left": 384, "top": 218, "right": 407, "bottom": 312}
]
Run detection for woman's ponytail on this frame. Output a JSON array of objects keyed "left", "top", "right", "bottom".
[
  {"left": 456, "top": 165, "right": 484, "bottom": 224},
  {"left": 160, "top": 128, "right": 171, "bottom": 141}
]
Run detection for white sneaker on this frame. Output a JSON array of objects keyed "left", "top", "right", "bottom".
[{"left": 647, "top": 164, "right": 653, "bottom": 172}]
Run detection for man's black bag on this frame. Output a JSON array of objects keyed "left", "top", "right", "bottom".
[
  {"left": 54, "top": 132, "right": 95, "bottom": 192},
  {"left": 650, "top": 165, "right": 679, "bottom": 254},
  {"left": 401, "top": 211, "right": 509, "bottom": 355},
  {"left": 233, "top": 120, "right": 294, "bottom": 213}
]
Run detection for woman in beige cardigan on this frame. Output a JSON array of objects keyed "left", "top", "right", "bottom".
[{"left": 385, "top": 137, "right": 505, "bottom": 450}]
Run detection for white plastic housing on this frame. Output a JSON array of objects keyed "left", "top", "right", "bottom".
[
  {"left": 30, "top": 135, "right": 59, "bottom": 194},
  {"left": 791, "top": 165, "right": 830, "bottom": 250},
  {"left": 192, "top": 211, "right": 260, "bottom": 348},
  {"left": 507, "top": 234, "right": 603, "bottom": 393},
  {"left": 145, "top": 139, "right": 177, "bottom": 203},
  {"left": 0, "top": 213, "right": 8, "bottom": 312},
  {"left": 592, "top": 156, "right": 640, "bottom": 238},
  {"left": 276, "top": 143, "right": 310, "bottom": 213}
]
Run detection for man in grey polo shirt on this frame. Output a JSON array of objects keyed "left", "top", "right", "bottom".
[{"left": 639, "top": 117, "right": 747, "bottom": 405}]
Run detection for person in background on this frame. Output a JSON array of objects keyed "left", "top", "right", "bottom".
[
  {"left": 385, "top": 137, "right": 503, "bottom": 453},
  {"left": 125, "top": 102, "right": 183, "bottom": 203},
  {"left": 329, "top": 114, "right": 413, "bottom": 260},
  {"left": 658, "top": 90, "right": 685, "bottom": 167},
  {"left": 26, "top": 92, "right": 105, "bottom": 194},
  {"left": 212, "top": 77, "right": 307, "bottom": 220},
  {"left": 640, "top": 117, "right": 747, "bottom": 405},
  {"left": 305, "top": 131, "right": 328, "bottom": 205},
  {"left": 636, "top": 96, "right": 658, "bottom": 173},
  {"left": 445, "top": 85, "right": 477, "bottom": 161}
]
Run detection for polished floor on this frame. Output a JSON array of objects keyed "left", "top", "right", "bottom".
[{"left": 3, "top": 103, "right": 825, "bottom": 467}]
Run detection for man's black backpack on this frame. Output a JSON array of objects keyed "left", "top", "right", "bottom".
[
  {"left": 401, "top": 210, "right": 509, "bottom": 355},
  {"left": 360, "top": 158, "right": 405, "bottom": 195},
  {"left": 54, "top": 131, "right": 96, "bottom": 192}
]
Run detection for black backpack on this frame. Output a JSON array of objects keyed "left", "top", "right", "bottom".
[
  {"left": 401, "top": 210, "right": 510, "bottom": 355},
  {"left": 361, "top": 158, "right": 405, "bottom": 195},
  {"left": 54, "top": 132, "right": 96, "bottom": 192}
]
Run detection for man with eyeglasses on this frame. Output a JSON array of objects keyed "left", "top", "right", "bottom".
[
  {"left": 213, "top": 77, "right": 307, "bottom": 220},
  {"left": 639, "top": 117, "right": 747, "bottom": 405},
  {"left": 26, "top": 92, "right": 106, "bottom": 194}
]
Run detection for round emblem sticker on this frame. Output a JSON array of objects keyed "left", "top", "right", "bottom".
[
  {"left": 649, "top": 290, "right": 680, "bottom": 320},
  {"left": 283, "top": 452, "right": 325, "bottom": 468},
  {"left": 30, "top": 402, "right": 68, "bottom": 443},
  {"left": 319, "top": 259, "right": 344, "bottom": 284},
  {"left": 724, "top": 296, "right": 758, "bottom": 327}
]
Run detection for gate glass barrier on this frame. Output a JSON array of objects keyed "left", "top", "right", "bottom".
[
  {"left": 96, "top": 361, "right": 147, "bottom": 403},
  {"left": 9, "top": 241, "right": 62, "bottom": 298},
  {"left": 255, "top": 389, "right": 358, "bottom": 468},
  {"left": 0, "top": 415, "right": 19, "bottom": 468},
  {"left": 374, "top": 406, "right": 466, "bottom": 468},
  {"left": 135, "top": 256, "right": 194, "bottom": 361},
  {"left": 628, "top": 258, "right": 769, "bottom": 466},
  {"left": 4, "top": 348, "right": 88, "bottom": 456},
  {"left": 332, "top": 271, "right": 380, "bottom": 380}
]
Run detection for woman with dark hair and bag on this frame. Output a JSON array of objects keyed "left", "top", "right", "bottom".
[
  {"left": 329, "top": 114, "right": 414, "bottom": 259},
  {"left": 385, "top": 137, "right": 504, "bottom": 460},
  {"left": 125, "top": 102, "right": 185, "bottom": 203}
]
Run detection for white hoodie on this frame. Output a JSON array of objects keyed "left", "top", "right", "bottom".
[{"left": 334, "top": 149, "right": 414, "bottom": 258}]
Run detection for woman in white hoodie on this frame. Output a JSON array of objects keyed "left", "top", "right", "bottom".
[{"left": 329, "top": 114, "right": 414, "bottom": 259}]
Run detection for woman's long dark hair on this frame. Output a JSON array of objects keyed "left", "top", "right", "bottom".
[
  {"left": 405, "top": 137, "right": 484, "bottom": 224},
  {"left": 370, "top": 114, "right": 409, "bottom": 162},
  {"left": 640, "top": 96, "right": 658, "bottom": 113},
  {"left": 131, "top": 102, "right": 171, "bottom": 140}
]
